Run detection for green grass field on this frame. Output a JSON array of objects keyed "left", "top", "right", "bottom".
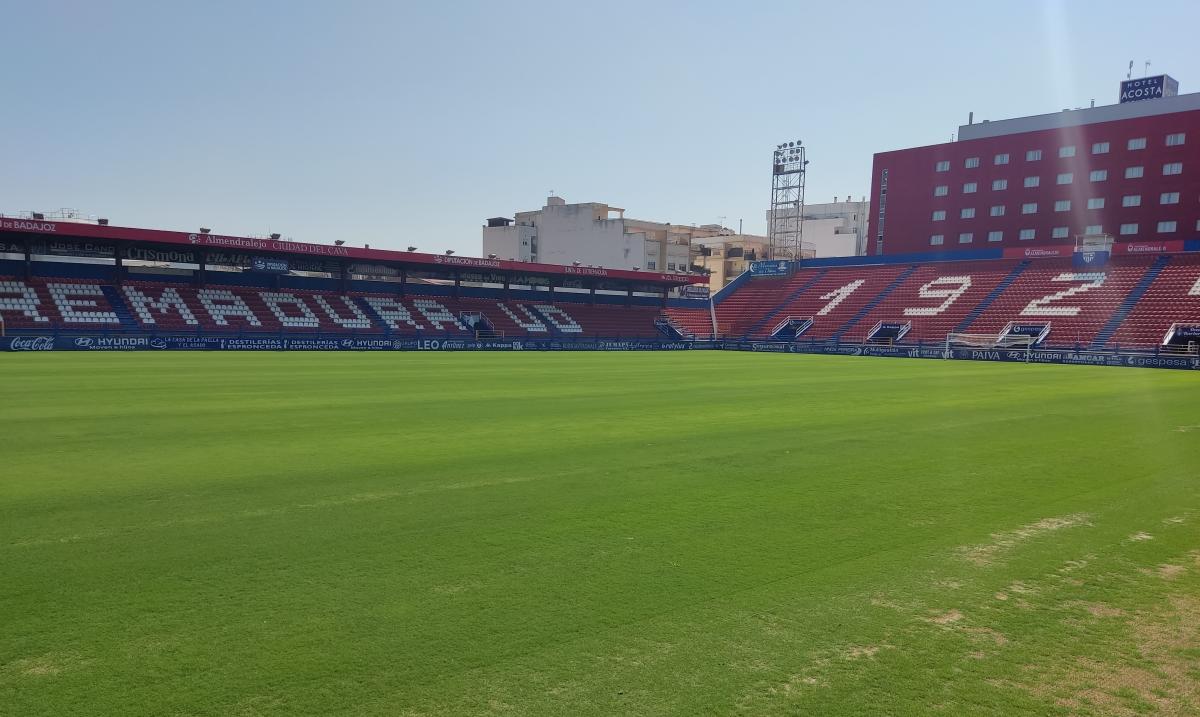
[{"left": 2, "top": 352, "right": 1198, "bottom": 716}]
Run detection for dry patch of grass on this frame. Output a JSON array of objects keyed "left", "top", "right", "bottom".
[
  {"left": 958, "top": 514, "right": 1091, "bottom": 566},
  {"left": 0, "top": 652, "right": 89, "bottom": 680},
  {"left": 1023, "top": 595, "right": 1200, "bottom": 716},
  {"left": 925, "top": 609, "right": 965, "bottom": 625}
]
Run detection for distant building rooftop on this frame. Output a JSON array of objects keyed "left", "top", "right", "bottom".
[{"left": 958, "top": 91, "right": 1200, "bottom": 141}]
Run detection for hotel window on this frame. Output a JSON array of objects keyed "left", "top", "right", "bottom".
[
  {"left": 1157, "top": 221, "right": 1177, "bottom": 234},
  {"left": 1120, "top": 223, "right": 1138, "bottom": 235},
  {"left": 1086, "top": 198, "right": 1105, "bottom": 209},
  {"left": 1122, "top": 194, "right": 1142, "bottom": 207},
  {"left": 1125, "top": 166, "right": 1144, "bottom": 179},
  {"left": 1026, "top": 149, "right": 1042, "bottom": 161},
  {"left": 930, "top": 234, "right": 944, "bottom": 246},
  {"left": 932, "top": 210, "right": 946, "bottom": 221},
  {"left": 1023, "top": 176, "right": 1040, "bottom": 188},
  {"left": 960, "top": 207, "right": 976, "bottom": 219},
  {"left": 1089, "top": 169, "right": 1107, "bottom": 181},
  {"left": 935, "top": 160, "right": 950, "bottom": 172},
  {"left": 1054, "top": 200, "right": 1071, "bottom": 212},
  {"left": 1091, "top": 141, "right": 1110, "bottom": 154},
  {"left": 965, "top": 157, "right": 980, "bottom": 168},
  {"left": 1052, "top": 226, "right": 1069, "bottom": 239},
  {"left": 990, "top": 205, "right": 1005, "bottom": 217},
  {"left": 1056, "top": 172, "right": 1073, "bottom": 185},
  {"left": 1160, "top": 192, "right": 1180, "bottom": 205},
  {"left": 992, "top": 179, "right": 1008, "bottom": 191},
  {"left": 934, "top": 185, "right": 949, "bottom": 196},
  {"left": 1059, "top": 145, "right": 1076, "bottom": 158},
  {"left": 1127, "top": 137, "right": 1147, "bottom": 150},
  {"left": 1165, "top": 133, "right": 1186, "bottom": 147},
  {"left": 987, "top": 231, "right": 1003, "bottom": 242},
  {"left": 1019, "top": 228, "right": 1036, "bottom": 241},
  {"left": 1021, "top": 202, "right": 1038, "bottom": 214},
  {"left": 958, "top": 232, "right": 973, "bottom": 244},
  {"left": 994, "top": 153, "right": 1010, "bottom": 165},
  {"left": 1084, "top": 225, "right": 1102, "bottom": 235},
  {"left": 963, "top": 182, "right": 978, "bottom": 193},
  {"left": 1163, "top": 162, "right": 1183, "bottom": 175}
]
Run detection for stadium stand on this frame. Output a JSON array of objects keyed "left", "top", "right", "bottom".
[
  {"left": 1107, "top": 254, "right": 1200, "bottom": 349},
  {"left": 6, "top": 252, "right": 1200, "bottom": 353},
  {"left": 673, "top": 253, "right": 1200, "bottom": 351},
  {"left": 0, "top": 275, "right": 667, "bottom": 338},
  {"left": 743, "top": 265, "right": 913, "bottom": 340},
  {"left": 661, "top": 307, "right": 713, "bottom": 339},
  {"left": 964, "top": 256, "right": 1155, "bottom": 348},
  {"left": 842, "top": 260, "right": 1024, "bottom": 344}
]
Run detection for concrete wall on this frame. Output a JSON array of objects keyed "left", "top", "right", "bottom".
[
  {"left": 767, "top": 199, "right": 869, "bottom": 257},
  {"left": 802, "top": 217, "right": 862, "bottom": 258},
  {"left": 481, "top": 224, "right": 535, "bottom": 262}
]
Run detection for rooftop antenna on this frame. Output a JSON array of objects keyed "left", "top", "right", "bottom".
[
  {"left": 1127, "top": 60, "right": 1133, "bottom": 79},
  {"left": 1144, "top": 60, "right": 1151, "bottom": 77}
]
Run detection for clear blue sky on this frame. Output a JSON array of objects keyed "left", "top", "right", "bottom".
[{"left": 2, "top": 0, "right": 1197, "bottom": 255}]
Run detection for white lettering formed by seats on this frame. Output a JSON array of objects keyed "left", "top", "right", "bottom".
[
  {"left": 411, "top": 298, "right": 464, "bottom": 331},
  {"left": 903, "top": 276, "right": 973, "bottom": 316},
  {"left": 261, "top": 292, "right": 320, "bottom": 328},
  {"left": 47, "top": 283, "right": 120, "bottom": 324},
  {"left": 535, "top": 304, "right": 583, "bottom": 333},
  {"left": 0, "top": 280, "right": 49, "bottom": 322},
  {"left": 817, "top": 279, "right": 865, "bottom": 316},
  {"left": 500, "top": 303, "right": 548, "bottom": 332},
  {"left": 313, "top": 295, "right": 372, "bottom": 329},
  {"left": 1189, "top": 275, "right": 1200, "bottom": 296},
  {"left": 363, "top": 297, "right": 424, "bottom": 330},
  {"left": 1021, "top": 273, "right": 1106, "bottom": 317},
  {"left": 123, "top": 286, "right": 199, "bottom": 325},
  {"left": 197, "top": 289, "right": 262, "bottom": 326}
]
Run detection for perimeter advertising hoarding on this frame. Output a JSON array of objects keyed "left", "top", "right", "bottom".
[{"left": 748, "top": 260, "right": 792, "bottom": 277}]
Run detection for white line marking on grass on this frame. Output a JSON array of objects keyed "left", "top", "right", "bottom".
[{"left": 4, "top": 474, "right": 544, "bottom": 550}]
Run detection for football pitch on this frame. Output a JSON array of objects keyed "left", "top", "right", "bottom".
[{"left": 2, "top": 352, "right": 1198, "bottom": 716}]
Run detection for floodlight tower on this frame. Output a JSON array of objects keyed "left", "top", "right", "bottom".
[{"left": 768, "top": 141, "right": 808, "bottom": 260}]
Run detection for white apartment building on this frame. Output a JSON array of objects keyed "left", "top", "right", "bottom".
[
  {"left": 767, "top": 197, "right": 869, "bottom": 258},
  {"left": 484, "top": 196, "right": 763, "bottom": 273}
]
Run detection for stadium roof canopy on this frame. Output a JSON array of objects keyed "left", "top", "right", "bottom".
[{"left": 0, "top": 216, "right": 702, "bottom": 289}]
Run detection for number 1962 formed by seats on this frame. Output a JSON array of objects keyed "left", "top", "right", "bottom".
[{"left": 695, "top": 253, "right": 1200, "bottom": 350}]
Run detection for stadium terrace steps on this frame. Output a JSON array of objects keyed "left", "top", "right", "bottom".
[
  {"left": 98, "top": 285, "right": 140, "bottom": 330},
  {"left": 1107, "top": 253, "right": 1200, "bottom": 349},
  {"left": 739, "top": 269, "right": 830, "bottom": 339},
  {"left": 1089, "top": 254, "right": 1172, "bottom": 350},
  {"left": 662, "top": 306, "right": 714, "bottom": 339},
  {"left": 953, "top": 260, "right": 1031, "bottom": 334},
  {"left": 832, "top": 264, "right": 919, "bottom": 340},
  {"left": 711, "top": 275, "right": 804, "bottom": 337}
]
